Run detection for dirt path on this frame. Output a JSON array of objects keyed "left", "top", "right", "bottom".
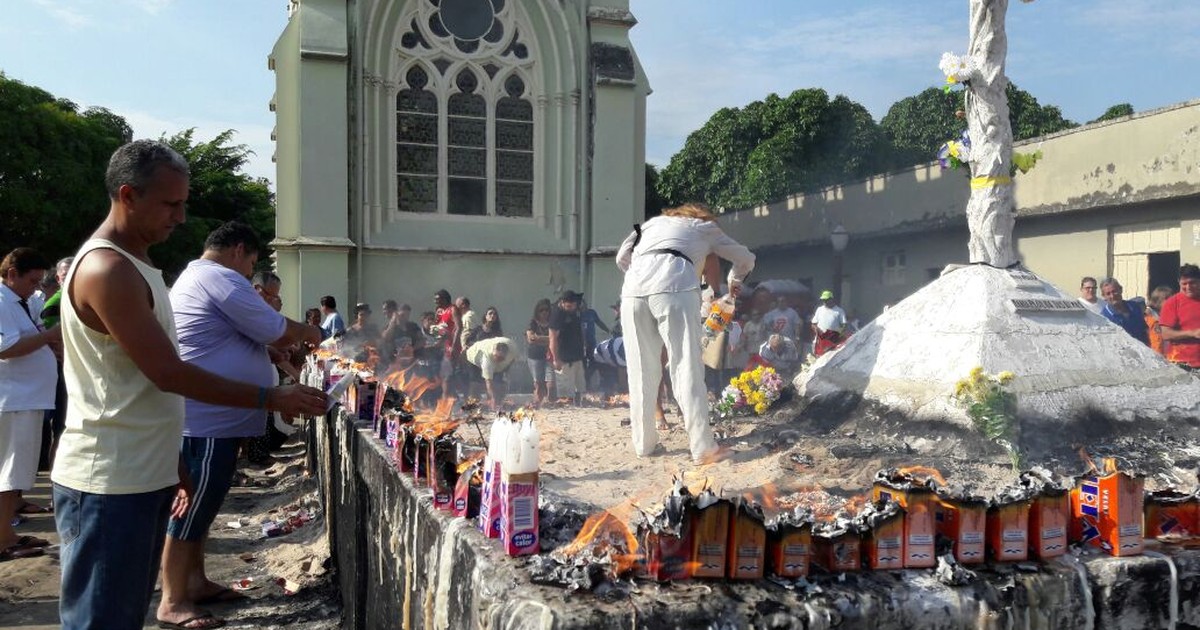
[{"left": 0, "top": 441, "right": 340, "bottom": 629}]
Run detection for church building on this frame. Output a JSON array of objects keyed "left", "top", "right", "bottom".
[{"left": 270, "top": 0, "right": 648, "bottom": 379}]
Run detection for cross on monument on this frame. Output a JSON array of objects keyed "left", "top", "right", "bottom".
[{"left": 964, "top": 0, "right": 1019, "bottom": 268}]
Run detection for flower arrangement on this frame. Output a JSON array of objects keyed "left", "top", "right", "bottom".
[
  {"left": 713, "top": 366, "right": 784, "bottom": 418},
  {"left": 937, "top": 130, "right": 972, "bottom": 170},
  {"left": 938, "top": 52, "right": 976, "bottom": 93},
  {"left": 953, "top": 367, "right": 1022, "bottom": 470}
]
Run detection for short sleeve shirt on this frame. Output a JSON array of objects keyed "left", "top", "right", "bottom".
[
  {"left": 465, "top": 337, "right": 516, "bottom": 379},
  {"left": 1160, "top": 292, "right": 1200, "bottom": 366},
  {"left": 763, "top": 307, "right": 801, "bottom": 340},
  {"left": 549, "top": 306, "right": 585, "bottom": 363},
  {"left": 0, "top": 284, "right": 57, "bottom": 411},
  {"left": 170, "top": 259, "right": 286, "bottom": 438}
]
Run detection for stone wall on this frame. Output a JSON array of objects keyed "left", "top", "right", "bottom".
[{"left": 313, "top": 409, "right": 1200, "bottom": 629}]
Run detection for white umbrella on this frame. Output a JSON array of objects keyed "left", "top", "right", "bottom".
[{"left": 756, "top": 279, "right": 810, "bottom": 295}]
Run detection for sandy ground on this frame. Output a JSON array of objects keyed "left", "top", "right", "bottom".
[
  {"left": 0, "top": 439, "right": 340, "bottom": 629},
  {"left": 449, "top": 394, "right": 1019, "bottom": 522}
]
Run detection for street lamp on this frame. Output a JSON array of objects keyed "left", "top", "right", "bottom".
[{"left": 830, "top": 224, "right": 849, "bottom": 303}]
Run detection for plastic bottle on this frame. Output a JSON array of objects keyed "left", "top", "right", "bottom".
[
  {"left": 511, "top": 419, "right": 540, "bottom": 474},
  {"left": 704, "top": 294, "right": 736, "bottom": 337},
  {"left": 501, "top": 418, "right": 541, "bottom": 555},
  {"left": 479, "top": 415, "right": 511, "bottom": 537}
]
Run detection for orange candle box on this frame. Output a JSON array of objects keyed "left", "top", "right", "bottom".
[
  {"left": 726, "top": 502, "right": 767, "bottom": 580},
  {"left": 862, "top": 501, "right": 905, "bottom": 570},
  {"left": 813, "top": 528, "right": 861, "bottom": 573},
  {"left": 648, "top": 526, "right": 695, "bottom": 581},
  {"left": 691, "top": 495, "right": 731, "bottom": 578},
  {"left": 987, "top": 500, "right": 1030, "bottom": 562},
  {"left": 935, "top": 496, "right": 987, "bottom": 565},
  {"left": 1144, "top": 490, "right": 1200, "bottom": 539},
  {"left": 1070, "top": 470, "right": 1144, "bottom": 556},
  {"left": 767, "top": 521, "right": 812, "bottom": 578},
  {"left": 1029, "top": 493, "right": 1069, "bottom": 560},
  {"left": 873, "top": 471, "right": 937, "bottom": 568}
]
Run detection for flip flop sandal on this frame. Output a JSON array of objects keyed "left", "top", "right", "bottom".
[
  {"left": 194, "top": 586, "right": 248, "bottom": 606},
  {"left": 156, "top": 613, "right": 226, "bottom": 629},
  {"left": 0, "top": 545, "right": 44, "bottom": 561},
  {"left": 16, "top": 502, "right": 52, "bottom": 515},
  {"left": 16, "top": 536, "right": 50, "bottom": 548}
]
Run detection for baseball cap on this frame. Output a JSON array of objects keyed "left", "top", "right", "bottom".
[
  {"left": 559, "top": 290, "right": 582, "bottom": 303},
  {"left": 819, "top": 290, "right": 834, "bottom": 300}
]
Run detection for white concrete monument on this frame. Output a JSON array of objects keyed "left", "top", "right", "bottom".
[{"left": 795, "top": 0, "right": 1200, "bottom": 424}]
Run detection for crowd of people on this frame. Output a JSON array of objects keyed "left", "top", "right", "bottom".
[
  {"left": 8, "top": 140, "right": 1200, "bottom": 630},
  {"left": 1078, "top": 269, "right": 1200, "bottom": 371},
  {"left": 2, "top": 140, "right": 328, "bottom": 629},
  {"left": 315, "top": 286, "right": 614, "bottom": 413}
]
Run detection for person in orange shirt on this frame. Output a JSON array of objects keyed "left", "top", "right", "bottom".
[{"left": 1145, "top": 285, "right": 1175, "bottom": 357}]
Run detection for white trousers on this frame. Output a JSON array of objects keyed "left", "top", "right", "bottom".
[{"left": 622, "top": 291, "right": 717, "bottom": 461}]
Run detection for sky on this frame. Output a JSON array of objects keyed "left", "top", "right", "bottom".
[{"left": 1, "top": 0, "right": 1198, "bottom": 183}]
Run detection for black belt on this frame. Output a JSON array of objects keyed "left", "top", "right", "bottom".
[{"left": 644, "top": 248, "right": 694, "bottom": 265}]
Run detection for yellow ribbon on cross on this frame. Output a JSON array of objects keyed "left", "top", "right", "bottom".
[{"left": 970, "top": 176, "right": 1013, "bottom": 189}]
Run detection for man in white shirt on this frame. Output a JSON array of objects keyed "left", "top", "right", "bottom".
[
  {"left": 0, "top": 248, "right": 59, "bottom": 559},
  {"left": 464, "top": 337, "right": 515, "bottom": 411},
  {"left": 762, "top": 296, "right": 802, "bottom": 342},
  {"left": 811, "top": 290, "right": 848, "bottom": 357},
  {"left": 1077, "top": 276, "right": 1103, "bottom": 315}
]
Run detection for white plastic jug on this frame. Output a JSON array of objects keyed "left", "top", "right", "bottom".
[{"left": 504, "top": 419, "right": 540, "bottom": 474}]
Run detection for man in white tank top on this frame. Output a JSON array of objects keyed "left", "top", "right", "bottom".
[{"left": 52, "top": 140, "right": 329, "bottom": 630}]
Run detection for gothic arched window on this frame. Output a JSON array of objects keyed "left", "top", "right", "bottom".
[
  {"left": 494, "top": 74, "right": 533, "bottom": 217},
  {"left": 396, "top": 65, "right": 438, "bottom": 214},
  {"left": 447, "top": 69, "right": 487, "bottom": 215},
  {"left": 394, "top": 0, "right": 535, "bottom": 218}
]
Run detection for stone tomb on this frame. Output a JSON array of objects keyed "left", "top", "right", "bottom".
[{"left": 797, "top": 264, "right": 1200, "bottom": 425}]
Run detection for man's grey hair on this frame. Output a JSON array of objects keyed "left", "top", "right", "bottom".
[
  {"left": 105, "top": 140, "right": 190, "bottom": 200},
  {"left": 1100, "top": 277, "right": 1123, "bottom": 291},
  {"left": 57, "top": 256, "right": 74, "bottom": 270},
  {"left": 252, "top": 270, "right": 281, "bottom": 287}
]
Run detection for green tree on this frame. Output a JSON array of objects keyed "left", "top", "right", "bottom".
[
  {"left": 656, "top": 89, "right": 888, "bottom": 209},
  {"left": 152, "top": 129, "right": 275, "bottom": 281},
  {"left": 881, "top": 83, "right": 1078, "bottom": 169},
  {"left": 644, "top": 163, "right": 667, "bottom": 219},
  {"left": 0, "top": 73, "right": 130, "bottom": 260},
  {"left": 1090, "top": 103, "right": 1134, "bottom": 124}
]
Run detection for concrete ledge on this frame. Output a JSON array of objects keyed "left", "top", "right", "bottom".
[{"left": 312, "top": 409, "right": 1200, "bottom": 629}]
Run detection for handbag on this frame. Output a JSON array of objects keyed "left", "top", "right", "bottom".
[{"left": 701, "top": 330, "right": 727, "bottom": 370}]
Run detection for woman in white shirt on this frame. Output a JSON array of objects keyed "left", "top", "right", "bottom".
[{"left": 616, "top": 203, "right": 755, "bottom": 463}]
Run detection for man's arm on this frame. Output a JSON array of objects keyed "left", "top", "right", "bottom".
[
  {"left": 549, "top": 329, "right": 562, "bottom": 369},
  {"left": 272, "top": 318, "right": 322, "bottom": 349},
  {"left": 1159, "top": 327, "right": 1200, "bottom": 341},
  {"left": 72, "top": 251, "right": 326, "bottom": 417},
  {"left": 0, "top": 320, "right": 59, "bottom": 360}
]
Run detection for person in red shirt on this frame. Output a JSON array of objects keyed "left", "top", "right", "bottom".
[
  {"left": 1159, "top": 264, "right": 1200, "bottom": 370},
  {"left": 433, "top": 289, "right": 460, "bottom": 398}
]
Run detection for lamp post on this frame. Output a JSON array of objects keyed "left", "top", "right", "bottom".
[{"left": 830, "top": 224, "right": 849, "bottom": 303}]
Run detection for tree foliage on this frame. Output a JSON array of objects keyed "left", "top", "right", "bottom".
[
  {"left": 656, "top": 89, "right": 889, "bottom": 209},
  {"left": 1090, "top": 103, "right": 1134, "bottom": 124},
  {"left": 881, "top": 82, "right": 1079, "bottom": 170},
  {"left": 879, "top": 88, "right": 963, "bottom": 169},
  {"left": 644, "top": 163, "right": 667, "bottom": 219},
  {"left": 0, "top": 75, "right": 274, "bottom": 281},
  {"left": 152, "top": 129, "right": 275, "bottom": 281},
  {"left": 0, "top": 73, "right": 131, "bottom": 261}
]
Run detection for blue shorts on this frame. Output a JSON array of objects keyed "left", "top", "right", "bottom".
[
  {"left": 166, "top": 436, "right": 241, "bottom": 542},
  {"left": 55, "top": 483, "right": 175, "bottom": 629}
]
